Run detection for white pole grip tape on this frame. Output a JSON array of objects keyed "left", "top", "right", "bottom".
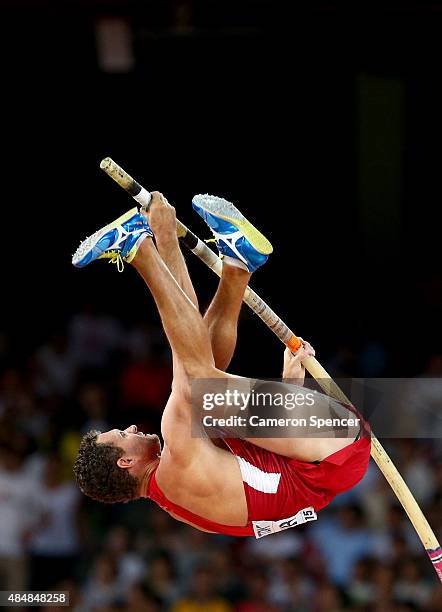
[{"left": 133, "top": 187, "right": 152, "bottom": 209}]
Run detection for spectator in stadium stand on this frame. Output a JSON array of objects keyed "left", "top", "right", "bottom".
[
  {"left": 172, "top": 565, "right": 232, "bottom": 612},
  {"left": 0, "top": 443, "right": 40, "bottom": 590},
  {"left": 28, "top": 454, "right": 81, "bottom": 590}
]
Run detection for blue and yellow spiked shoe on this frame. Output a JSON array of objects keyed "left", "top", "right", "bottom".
[
  {"left": 72, "top": 207, "right": 152, "bottom": 272},
  {"left": 192, "top": 195, "right": 273, "bottom": 272}
]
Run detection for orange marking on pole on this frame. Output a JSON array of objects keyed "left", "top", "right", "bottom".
[{"left": 287, "top": 335, "right": 302, "bottom": 352}]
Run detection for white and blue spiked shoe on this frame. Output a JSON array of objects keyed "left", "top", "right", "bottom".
[
  {"left": 192, "top": 195, "right": 272, "bottom": 272},
  {"left": 72, "top": 207, "right": 153, "bottom": 272}
]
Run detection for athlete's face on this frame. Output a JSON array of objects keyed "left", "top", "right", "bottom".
[{"left": 97, "top": 425, "right": 161, "bottom": 468}]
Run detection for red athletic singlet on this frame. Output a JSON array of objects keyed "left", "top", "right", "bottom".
[{"left": 147, "top": 435, "right": 371, "bottom": 538}]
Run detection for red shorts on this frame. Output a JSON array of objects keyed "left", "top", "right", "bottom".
[
  {"left": 288, "top": 436, "right": 371, "bottom": 498},
  {"left": 225, "top": 432, "right": 371, "bottom": 525}
]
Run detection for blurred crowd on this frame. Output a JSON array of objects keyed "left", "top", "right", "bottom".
[{"left": 0, "top": 306, "right": 441, "bottom": 611}]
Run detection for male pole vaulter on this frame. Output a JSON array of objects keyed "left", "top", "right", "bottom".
[{"left": 72, "top": 193, "right": 370, "bottom": 538}]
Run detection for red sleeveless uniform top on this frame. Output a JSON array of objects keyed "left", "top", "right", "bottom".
[{"left": 147, "top": 436, "right": 371, "bottom": 537}]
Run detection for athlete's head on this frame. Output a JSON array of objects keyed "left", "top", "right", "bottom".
[{"left": 74, "top": 425, "right": 161, "bottom": 503}]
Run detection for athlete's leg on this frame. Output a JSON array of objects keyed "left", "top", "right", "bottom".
[
  {"left": 243, "top": 385, "right": 362, "bottom": 461},
  {"left": 146, "top": 195, "right": 251, "bottom": 372},
  {"left": 246, "top": 433, "right": 361, "bottom": 462},
  {"left": 204, "top": 263, "right": 251, "bottom": 371},
  {"left": 243, "top": 347, "right": 361, "bottom": 461},
  {"left": 143, "top": 199, "right": 200, "bottom": 396},
  {"left": 71, "top": 196, "right": 221, "bottom": 391},
  {"left": 145, "top": 199, "right": 198, "bottom": 310},
  {"left": 144, "top": 198, "right": 359, "bottom": 462},
  {"left": 131, "top": 237, "right": 216, "bottom": 378},
  {"left": 191, "top": 194, "right": 272, "bottom": 372},
  {"left": 187, "top": 197, "right": 360, "bottom": 460},
  {"left": 144, "top": 196, "right": 242, "bottom": 381}
]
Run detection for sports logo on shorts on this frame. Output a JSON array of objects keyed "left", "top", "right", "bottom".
[{"left": 254, "top": 524, "right": 273, "bottom": 538}]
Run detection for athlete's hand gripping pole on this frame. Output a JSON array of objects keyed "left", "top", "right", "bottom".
[{"left": 99, "top": 157, "right": 442, "bottom": 583}]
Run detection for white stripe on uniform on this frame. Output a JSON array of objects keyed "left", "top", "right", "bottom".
[{"left": 236, "top": 456, "right": 281, "bottom": 494}]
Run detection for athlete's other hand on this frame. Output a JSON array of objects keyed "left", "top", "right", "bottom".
[
  {"left": 282, "top": 339, "right": 315, "bottom": 383},
  {"left": 144, "top": 191, "right": 177, "bottom": 242}
]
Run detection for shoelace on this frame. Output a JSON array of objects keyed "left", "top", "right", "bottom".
[{"left": 109, "top": 252, "right": 125, "bottom": 272}]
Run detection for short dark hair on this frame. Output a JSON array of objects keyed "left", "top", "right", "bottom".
[{"left": 73, "top": 430, "right": 139, "bottom": 503}]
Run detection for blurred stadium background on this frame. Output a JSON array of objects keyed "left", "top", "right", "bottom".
[{"left": 0, "top": 1, "right": 441, "bottom": 610}]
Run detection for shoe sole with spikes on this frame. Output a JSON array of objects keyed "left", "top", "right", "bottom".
[
  {"left": 192, "top": 195, "right": 273, "bottom": 255},
  {"left": 72, "top": 207, "right": 151, "bottom": 268}
]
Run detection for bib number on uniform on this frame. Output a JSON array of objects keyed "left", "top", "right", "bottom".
[{"left": 252, "top": 506, "right": 317, "bottom": 539}]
